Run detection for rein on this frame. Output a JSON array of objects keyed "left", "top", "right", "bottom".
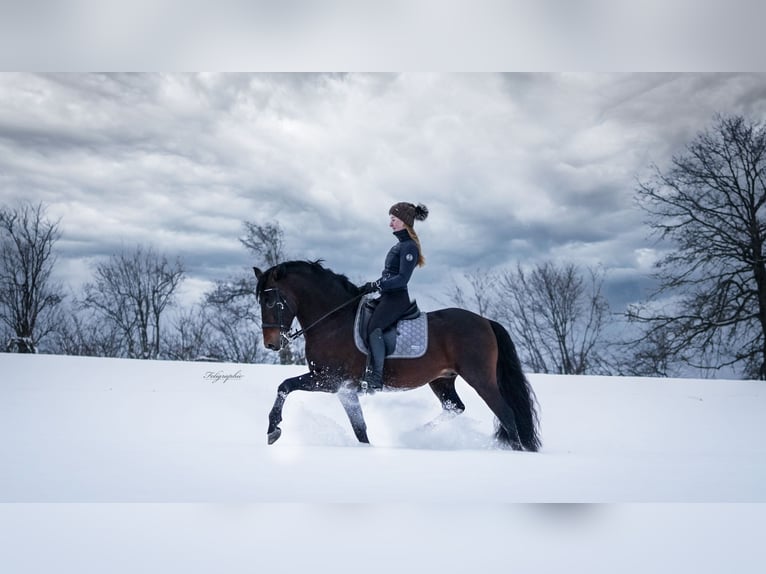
[
  {"left": 289, "top": 292, "right": 366, "bottom": 340},
  {"left": 263, "top": 287, "right": 366, "bottom": 342}
]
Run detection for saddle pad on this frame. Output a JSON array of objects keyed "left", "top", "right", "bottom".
[{"left": 353, "top": 300, "right": 428, "bottom": 359}]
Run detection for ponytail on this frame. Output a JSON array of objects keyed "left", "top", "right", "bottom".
[{"left": 404, "top": 224, "right": 426, "bottom": 267}]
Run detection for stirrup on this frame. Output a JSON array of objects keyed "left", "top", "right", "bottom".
[
  {"left": 360, "top": 372, "right": 382, "bottom": 393},
  {"left": 360, "top": 380, "right": 377, "bottom": 395}
]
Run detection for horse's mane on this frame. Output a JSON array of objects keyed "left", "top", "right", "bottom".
[{"left": 256, "top": 259, "right": 361, "bottom": 301}]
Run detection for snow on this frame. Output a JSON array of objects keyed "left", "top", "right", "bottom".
[{"left": 1, "top": 353, "right": 765, "bottom": 572}]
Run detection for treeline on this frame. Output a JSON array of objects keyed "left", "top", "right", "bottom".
[
  {"left": 0, "top": 206, "right": 296, "bottom": 365},
  {"left": 3, "top": 114, "right": 766, "bottom": 379},
  {"left": 449, "top": 114, "right": 766, "bottom": 380}
]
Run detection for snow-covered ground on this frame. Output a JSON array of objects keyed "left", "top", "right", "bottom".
[{"left": 2, "top": 353, "right": 764, "bottom": 572}]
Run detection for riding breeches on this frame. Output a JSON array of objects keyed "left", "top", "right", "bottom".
[{"left": 366, "top": 290, "right": 411, "bottom": 337}]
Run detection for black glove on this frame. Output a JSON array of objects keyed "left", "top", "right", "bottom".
[{"left": 361, "top": 281, "right": 380, "bottom": 294}]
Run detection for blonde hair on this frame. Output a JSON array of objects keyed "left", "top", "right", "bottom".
[{"left": 404, "top": 223, "right": 426, "bottom": 267}]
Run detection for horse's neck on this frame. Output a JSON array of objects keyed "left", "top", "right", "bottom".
[{"left": 294, "top": 284, "right": 352, "bottom": 328}]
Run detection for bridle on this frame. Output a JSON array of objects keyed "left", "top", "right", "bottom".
[
  {"left": 260, "top": 285, "right": 365, "bottom": 348},
  {"left": 260, "top": 287, "right": 299, "bottom": 348}
]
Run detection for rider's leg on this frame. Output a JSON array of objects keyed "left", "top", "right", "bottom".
[{"left": 363, "top": 327, "right": 385, "bottom": 390}]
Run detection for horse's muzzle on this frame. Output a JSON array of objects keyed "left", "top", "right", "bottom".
[
  {"left": 266, "top": 340, "right": 281, "bottom": 351},
  {"left": 262, "top": 328, "right": 283, "bottom": 351}
]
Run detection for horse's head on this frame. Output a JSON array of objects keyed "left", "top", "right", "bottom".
[
  {"left": 254, "top": 260, "right": 362, "bottom": 353},
  {"left": 254, "top": 264, "right": 297, "bottom": 351}
]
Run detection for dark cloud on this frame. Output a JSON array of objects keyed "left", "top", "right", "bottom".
[{"left": 2, "top": 73, "right": 766, "bottom": 312}]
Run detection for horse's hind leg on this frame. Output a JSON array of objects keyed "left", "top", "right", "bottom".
[
  {"left": 422, "top": 376, "right": 465, "bottom": 429},
  {"left": 460, "top": 367, "right": 523, "bottom": 450},
  {"left": 338, "top": 384, "right": 370, "bottom": 444},
  {"left": 478, "top": 386, "right": 523, "bottom": 450},
  {"left": 429, "top": 376, "right": 465, "bottom": 414}
]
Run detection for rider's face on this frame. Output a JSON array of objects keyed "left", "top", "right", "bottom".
[{"left": 390, "top": 215, "right": 405, "bottom": 232}]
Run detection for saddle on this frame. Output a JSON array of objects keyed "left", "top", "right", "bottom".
[{"left": 353, "top": 297, "right": 428, "bottom": 359}]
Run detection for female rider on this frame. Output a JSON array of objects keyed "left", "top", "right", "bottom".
[{"left": 360, "top": 201, "right": 428, "bottom": 390}]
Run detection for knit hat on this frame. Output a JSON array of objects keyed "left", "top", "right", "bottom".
[{"left": 389, "top": 202, "right": 429, "bottom": 227}]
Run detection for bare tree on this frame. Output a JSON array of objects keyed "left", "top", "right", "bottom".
[
  {"left": 241, "top": 221, "right": 285, "bottom": 268},
  {"left": 165, "top": 305, "right": 216, "bottom": 362},
  {"left": 0, "top": 202, "right": 64, "bottom": 353},
  {"left": 619, "top": 325, "right": 681, "bottom": 378},
  {"left": 48, "top": 304, "right": 124, "bottom": 357},
  {"left": 211, "top": 219, "right": 302, "bottom": 364},
  {"left": 203, "top": 279, "right": 268, "bottom": 363},
  {"left": 495, "top": 262, "right": 612, "bottom": 375},
  {"left": 81, "top": 245, "right": 184, "bottom": 359},
  {"left": 182, "top": 219, "right": 303, "bottom": 365},
  {"left": 444, "top": 268, "right": 497, "bottom": 317},
  {"left": 631, "top": 114, "right": 766, "bottom": 379}
]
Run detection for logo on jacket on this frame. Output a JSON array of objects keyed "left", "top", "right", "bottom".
[{"left": 405, "top": 253, "right": 414, "bottom": 261}]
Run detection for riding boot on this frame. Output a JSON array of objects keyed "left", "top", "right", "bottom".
[{"left": 363, "top": 328, "right": 386, "bottom": 391}]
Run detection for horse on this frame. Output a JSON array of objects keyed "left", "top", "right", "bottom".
[{"left": 253, "top": 260, "right": 541, "bottom": 451}]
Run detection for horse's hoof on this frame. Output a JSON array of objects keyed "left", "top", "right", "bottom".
[{"left": 267, "top": 428, "right": 282, "bottom": 445}]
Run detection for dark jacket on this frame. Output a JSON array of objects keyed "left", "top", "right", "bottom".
[
  {"left": 367, "top": 229, "right": 419, "bottom": 336},
  {"left": 377, "top": 229, "right": 419, "bottom": 293}
]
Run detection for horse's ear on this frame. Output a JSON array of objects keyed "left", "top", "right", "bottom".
[{"left": 253, "top": 267, "right": 263, "bottom": 280}]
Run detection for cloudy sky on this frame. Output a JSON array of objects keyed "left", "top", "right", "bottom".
[{"left": 2, "top": 73, "right": 766, "bottom": 310}]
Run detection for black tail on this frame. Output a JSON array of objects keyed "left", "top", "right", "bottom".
[{"left": 489, "top": 320, "right": 541, "bottom": 452}]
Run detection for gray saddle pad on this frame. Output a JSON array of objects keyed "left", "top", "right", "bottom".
[{"left": 353, "top": 298, "right": 428, "bottom": 359}]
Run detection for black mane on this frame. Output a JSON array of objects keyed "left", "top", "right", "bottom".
[{"left": 256, "top": 259, "right": 361, "bottom": 301}]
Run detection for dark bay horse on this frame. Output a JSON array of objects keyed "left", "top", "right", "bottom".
[{"left": 254, "top": 260, "right": 541, "bottom": 451}]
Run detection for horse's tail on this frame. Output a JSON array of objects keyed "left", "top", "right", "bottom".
[{"left": 489, "top": 320, "right": 541, "bottom": 452}]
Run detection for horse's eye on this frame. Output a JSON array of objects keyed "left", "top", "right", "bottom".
[{"left": 264, "top": 290, "right": 279, "bottom": 309}]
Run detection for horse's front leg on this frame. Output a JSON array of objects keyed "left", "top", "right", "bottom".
[
  {"left": 338, "top": 383, "right": 370, "bottom": 444},
  {"left": 267, "top": 372, "right": 317, "bottom": 445}
]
